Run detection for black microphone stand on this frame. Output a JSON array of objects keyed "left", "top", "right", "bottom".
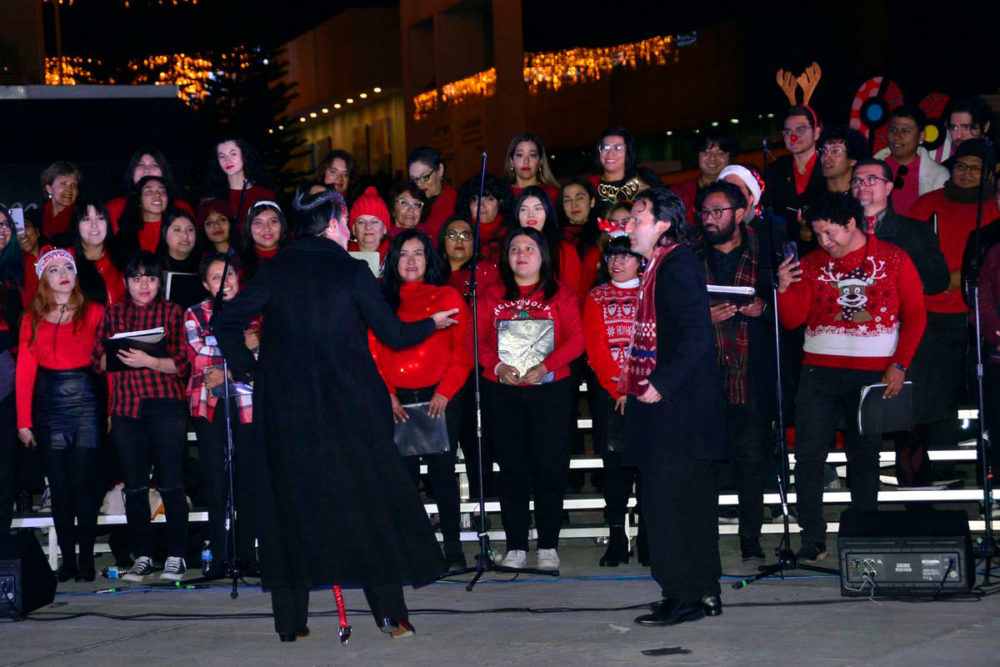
[
  {"left": 438, "top": 153, "right": 558, "bottom": 589},
  {"left": 188, "top": 181, "right": 249, "bottom": 598},
  {"left": 965, "top": 142, "right": 997, "bottom": 586},
  {"left": 734, "top": 138, "right": 835, "bottom": 590}
]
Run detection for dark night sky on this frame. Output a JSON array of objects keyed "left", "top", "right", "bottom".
[{"left": 44, "top": 0, "right": 1000, "bottom": 121}]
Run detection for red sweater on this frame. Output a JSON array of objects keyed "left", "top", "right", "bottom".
[
  {"left": 370, "top": 282, "right": 473, "bottom": 399},
  {"left": 583, "top": 279, "right": 640, "bottom": 399},
  {"left": 909, "top": 190, "right": 1000, "bottom": 313},
  {"left": 477, "top": 281, "right": 584, "bottom": 383},
  {"left": 447, "top": 261, "right": 500, "bottom": 302},
  {"left": 42, "top": 201, "right": 74, "bottom": 239},
  {"left": 478, "top": 215, "right": 507, "bottom": 266},
  {"left": 16, "top": 302, "right": 104, "bottom": 428},
  {"left": 777, "top": 237, "right": 926, "bottom": 371},
  {"left": 419, "top": 185, "right": 458, "bottom": 246}
]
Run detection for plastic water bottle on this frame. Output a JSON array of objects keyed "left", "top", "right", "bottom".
[
  {"left": 201, "top": 542, "right": 213, "bottom": 575},
  {"left": 101, "top": 566, "right": 123, "bottom": 580}
]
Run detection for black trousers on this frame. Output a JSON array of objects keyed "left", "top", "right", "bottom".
[
  {"left": 270, "top": 582, "right": 407, "bottom": 635},
  {"left": 0, "top": 394, "right": 16, "bottom": 531},
  {"left": 111, "top": 398, "right": 189, "bottom": 559},
  {"left": 45, "top": 447, "right": 99, "bottom": 568},
  {"left": 192, "top": 403, "right": 258, "bottom": 565},
  {"left": 395, "top": 385, "right": 463, "bottom": 552},
  {"left": 725, "top": 394, "right": 774, "bottom": 538},
  {"left": 590, "top": 382, "right": 639, "bottom": 526},
  {"left": 793, "top": 366, "right": 883, "bottom": 545},
  {"left": 641, "top": 461, "right": 722, "bottom": 602},
  {"left": 483, "top": 377, "right": 575, "bottom": 550}
]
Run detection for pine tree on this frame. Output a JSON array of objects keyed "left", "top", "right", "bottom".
[{"left": 199, "top": 45, "right": 306, "bottom": 195}]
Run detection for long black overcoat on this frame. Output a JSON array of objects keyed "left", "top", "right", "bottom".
[
  {"left": 623, "top": 245, "right": 731, "bottom": 467},
  {"left": 214, "top": 235, "right": 445, "bottom": 590}
]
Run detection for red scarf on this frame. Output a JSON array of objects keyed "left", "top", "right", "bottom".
[{"left": 617, "top": 242, "right": 678, "bottom": 396}]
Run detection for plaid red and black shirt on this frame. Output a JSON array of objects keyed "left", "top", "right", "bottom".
[
  {"left": 93, "top": 299, "right": 190, "bottom": 418},
  {"left": 183, "top": 298, "right": 255, "bottom": 424}
]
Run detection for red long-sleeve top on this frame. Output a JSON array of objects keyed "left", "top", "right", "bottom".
[
  {"left": 909, "top": 190, "right": 1000, "bottom": 313},
  {"left": 231, "top": 185, "right": 278, "bottom": 231},
  {"left": 556, "top": 240, "right": 582, "bottom": 299},
  {"left": 419, "top": 185, "right": 458, "bottom": 246},
  {"left": 477, "top": 281, "right": 584, "bottom": 383},
  {"left": 447, "top": 261, "right": 500, "bottom": 302},
  {"left": 583, "top": 280, "right": 640, "bottom": 400},
  {"left": 42, "top": 201, "right": 74, "bottom": 239},
  {"left": 370, "top": 282, "right": 473, "bottom": 399},
  {"left": 16, "top": 302, "right": 104, "bottom": 428},
  {"left": 777, "top": 237, "right": 926, "bottom": 371}
]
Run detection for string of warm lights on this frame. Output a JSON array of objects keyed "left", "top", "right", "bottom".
[
  {"left": 44, "top": 49, "right": 253, "bottom": 105},
  {"left": 412, "top": 33, "right": 686, "bottom": 119}
]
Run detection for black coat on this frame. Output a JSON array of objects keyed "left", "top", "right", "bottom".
[
  {"left": 874, "top": 204, "right": 950, "bottom": 295},
  {"left": 213, "top": 235, "right": 445, "bottom": 590},
  {"left": 623, "top": 245, "right": 730, "bottom": 467},
  {"left": 768, "top": 153, "right": 827, "bottom": 247}
]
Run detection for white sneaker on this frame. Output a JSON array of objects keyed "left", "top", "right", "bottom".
[
  {"left": 160, "top": 556, "right": 187, "bottom": 581},
  {"left": 536, "top": 548, "right": 560, "bottom": 570},
  {"left": 499, "top": 549, "right": 526, "bottom": 568}
]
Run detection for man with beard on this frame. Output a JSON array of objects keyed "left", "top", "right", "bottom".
[
  {"left": 695, "top": 182, "right": 776, "bottom": 567},
  {"left": 776, "top": 192, "right": 926, "bottom": 562},
  {"left": 908, "top": 139, "right": 1000, "bottom": 463}
]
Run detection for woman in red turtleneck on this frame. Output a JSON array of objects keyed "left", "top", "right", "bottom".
[
  {"left": 106, "top": 147, "right": 195, "bottom": 229},
  {"left": 477, "top": 227, "right": 584, "bottom": 572},
  {"left": 408, "top": 147, "right": 457, "bottom": 244},
  {"left": 455, "top": 174, "right": 512, "bottom": 266},
  {"left": 40, "top": 161, "right": 81, "bottom": 243},
  {"left": 558, "top": 178, "right": 605, "bottom": 298},
  {"left": 512, "top": 185, "right": 582, "bottom": 298},
  {"left": 370, "top": 228, "right": 473, "bottom": 571},
  {"left": 239, "top": 200, "right": 288, "bottom": 280},
  {"left": 70, "top": 199, "right": 125, "bottom": 308},
  {"left": 207, "top": 138, "right": 277, "bottom": 230},
  {"left": 506, "top": 133, "right": 559, "bottom": 205}
]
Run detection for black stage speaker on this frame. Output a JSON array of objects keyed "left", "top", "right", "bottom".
[
  {"left": 837, "top": 510, "right": 975, "bottom": 597},
  {"left": 0, "top": 532, "right": 57, "bottom": 618}
]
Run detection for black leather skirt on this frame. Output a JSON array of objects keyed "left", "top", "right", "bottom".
[{"left": 33, "top": 367, "right": 100, "bottom": 449}]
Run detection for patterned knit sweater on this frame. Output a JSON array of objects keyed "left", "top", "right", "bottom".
[
  {"left": 583, "top": 279, "right": 639, "bottom": 399},
  {"left": 777, "top": 236, "right": 926, "bottom": 370}
]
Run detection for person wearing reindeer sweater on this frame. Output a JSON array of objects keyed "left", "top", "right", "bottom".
[{"left": 777, "top": 192, "right": 926, "bottom": 564}]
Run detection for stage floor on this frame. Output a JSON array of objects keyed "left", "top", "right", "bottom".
[{"left": 5, "top": 534, "right": 1000, "bottom": 666}]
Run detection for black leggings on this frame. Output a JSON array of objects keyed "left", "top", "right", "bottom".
[
  {"left": 396, "top": 386, "right": 463, "bottom": 552},
  {"left": 45, "top": 447, "right": 99, "bottom": 568},
  {"left": 112, "top": 398, "right": 189, "bottom": 559}
]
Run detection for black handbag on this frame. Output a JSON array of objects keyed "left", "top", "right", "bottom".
[{"left": 393, "top": 402, "right": 449, "bottom": 457}]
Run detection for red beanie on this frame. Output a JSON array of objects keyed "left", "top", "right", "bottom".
[
  {"left": 197, "top": 197, "right": 232, "bottom": 227},
  {"left": 349, "top": 187, "right": 390, "bottom": 226}
]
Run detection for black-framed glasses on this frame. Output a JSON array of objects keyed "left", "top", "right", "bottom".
[
  {"left": 698, "top": 207, "right": 735, "bottom": 220},
  {"left": 411, "top": 171, "right": 435, "bottom": 185},
  {"left": 954, "top": 161, "right": 983, "bottom": 176},
  {"left": 850, "top": 175, "right": 891, "bottom": 188}
]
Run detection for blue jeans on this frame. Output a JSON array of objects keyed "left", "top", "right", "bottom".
[{"left": 793, "top": 365, "right": 883, "bottom": 545}]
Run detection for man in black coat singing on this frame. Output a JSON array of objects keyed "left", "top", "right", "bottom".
[
  {"left": 619, "top": 188, "right": 731, "bottom": 627},
  {"left": 214, "top": 189, "right": 458, "bottom": 642}
]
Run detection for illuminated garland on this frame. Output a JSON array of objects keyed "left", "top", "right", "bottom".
[
  {"left": 413, "top": 33, "right": 687, "bottom": 119},
  {"left": 45, "top": 49, "right": 252, "bottom": 105}
]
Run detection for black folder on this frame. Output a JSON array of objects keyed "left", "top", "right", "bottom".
[
  {"left": 857, "top": 381, "right": 913, "bottom": 435},
  {"left": 105, "top": 327, "right": 168, "bottom": 373}
]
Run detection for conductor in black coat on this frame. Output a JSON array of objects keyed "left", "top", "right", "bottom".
[
  {"left": 621, "top": 188, "right": 730, "bottom": 627},
  {"left": 214, "top": 189, "right": 459, "bottom": 641}
]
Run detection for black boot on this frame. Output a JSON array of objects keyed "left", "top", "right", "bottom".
[{"left": 599, "top": 526, "right": 630, "bottom": 567}]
